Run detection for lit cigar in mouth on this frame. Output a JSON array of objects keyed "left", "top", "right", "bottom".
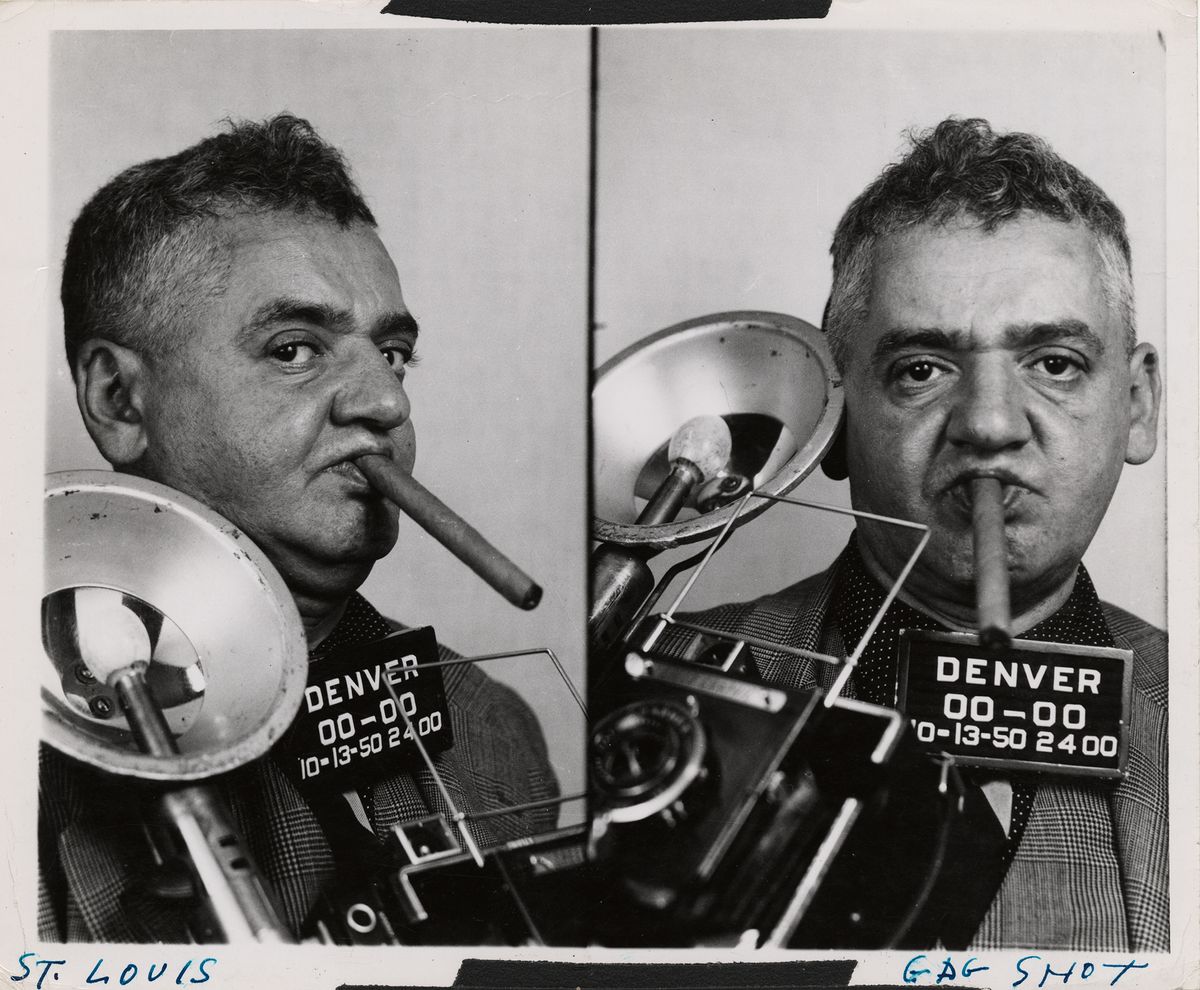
[
  {"left": 355, "top": 453, "right": 543, "bottom": 611},
  {"left": 971, "top": 476, "right": 1012, "bottom": 650}
]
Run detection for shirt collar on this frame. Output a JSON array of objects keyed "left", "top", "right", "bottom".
[{"left": 307, "top": 593, "right": 392, "bottom": 660}]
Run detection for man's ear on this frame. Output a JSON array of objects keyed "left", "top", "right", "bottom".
[
  {"left": 818, "top": 298, "right": 849, "bottom": 481},
  {"left": 820, "top": 413, "right": 848, "bottom": 481},
  {"left": 1124, "top": 341, "right": 1162, "bottom": 466},
  {"left": 74, "top": 339, "right": 151, "bottom": 468}
]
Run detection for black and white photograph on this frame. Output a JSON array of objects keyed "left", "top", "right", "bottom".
[
  {"left": 586, "top": 22, "right": 1182, "bottom": 958},
  {"left": 0, "top": 3, "right": 1196, "bottom": 988},
  {"left": 28, "top": 22, "right": 590, "bottom": 957}
]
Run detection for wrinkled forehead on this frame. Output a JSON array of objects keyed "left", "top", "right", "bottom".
[
  {"left": 157, "top": 209, "right": 405, "bottom": 346},
  {"left": 861, "top": 215, "right": 1121, "bottom": 343},
  {"left": 211, "top": 209, "right": 400, "bottom": 293}
]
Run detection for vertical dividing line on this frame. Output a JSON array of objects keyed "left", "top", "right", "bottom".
[
  {"left": 587, "top": 26, "right": 599, "bottom": 345},
  {"left": 586, "top": 24, "right": 599, "bottom": 474},
  {"left": 584, "top": 25, "right": 599, "bottom": 714}
]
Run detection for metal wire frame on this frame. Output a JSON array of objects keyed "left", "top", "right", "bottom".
[
  {"left": 639, "top": 488, "right": 931, "bottom": 707},
  {"left": 377, "top": 642, "right": 588, "bottom": 863},
  {"left": 373, "top": 493, "right": 928, "bottom": 861}
]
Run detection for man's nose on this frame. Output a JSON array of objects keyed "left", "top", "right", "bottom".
[
  {"left": 330, "top": 344, "right": 411, "bottom": 432},
  {"left": 945, "top": 357, "right": 1032, "bottom": 452}
]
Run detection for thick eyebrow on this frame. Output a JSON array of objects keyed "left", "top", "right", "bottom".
[
  {"left": 1002, "top": 319, "right": 1105, "bottom": 355},
  {"left": 238, "top": 297, "right": 419, "bottom": 344},
  {"left": 872, "top": 327, "right": 966, "bottom": 362},
  {"left": 871, "top": 319, "right": 1105, "bottom": 362},
  {"left": 373, "top": 310, "right": 421, "bottom": 342}
]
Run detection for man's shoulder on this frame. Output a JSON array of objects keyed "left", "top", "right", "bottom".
[
  {"left": 1100, "top": 600, "right": 1166, "bottom": 651},
  {"left": 684, "top": 567, "right": 835, "bottom": 631},
  {"left": 656, "top": 566, "right": 836, "bottom": 669},
  {"left": 1101, "top": 600, "right": 1167, "bottom": 710},
  {"left": 397, "top": 630, "right": 560, "bottom": 834},
  {"left": 446, "top": 654, "right": 543, "bottom": 724}
]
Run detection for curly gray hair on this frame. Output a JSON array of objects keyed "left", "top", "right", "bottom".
[
  {"left": 825, "top": 117, "right": 1134, "bottom": 370},
  {"left": 62, "top": 113, "right": 375, "bottom": 369}
]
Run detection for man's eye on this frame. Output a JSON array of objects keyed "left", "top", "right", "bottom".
[
  {"left": 895, "top": 360, "right": 946, "bottom": 385},
  {"left": 270, "top": 341, "right": 319, "bottom": 364},
  {"left": 381, "top": 345, "right": 419, "bottom": 369},
  {"left": 1032, "top": 354, "right": 1082, "bottom": 379}
]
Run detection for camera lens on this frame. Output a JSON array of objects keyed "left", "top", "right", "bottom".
[{"left": 591, "top": 700, "right": 708, "bottom": 823}]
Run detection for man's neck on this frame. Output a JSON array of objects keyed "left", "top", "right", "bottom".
[
  {"left": 856, "top": 541, "right": 1078, "bottom": 636},
  {"left": 293, "top": 590, "right": 350, "bottom": 650}
]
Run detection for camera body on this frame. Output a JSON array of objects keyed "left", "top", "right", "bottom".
[{"left": 588, "top": 647, "right": 962, "bottom": 948}]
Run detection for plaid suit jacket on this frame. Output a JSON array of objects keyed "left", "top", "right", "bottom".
[
  {"left": 665, "top": 566, "right": 1169, "bottom": 952},
  {"left": 38, "top": 635, "right": 559, "bottom": 942}
]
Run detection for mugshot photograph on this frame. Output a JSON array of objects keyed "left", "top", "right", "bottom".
[
  {"left": 14, "top": 9, "right": 1195, "bottom": 971},
  {"left": 586, "top": 26, "right": 1173, "bottom": 954},
  {"left": 38, "top": 30, "right": 588, "bottom": 945}
]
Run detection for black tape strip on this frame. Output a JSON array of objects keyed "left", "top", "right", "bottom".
[
  {"left": 380, "top": 0, "right": 831, "bottom": 25},
  {"left": 343, "top": 957, "right": 858, "bottom": 988}
]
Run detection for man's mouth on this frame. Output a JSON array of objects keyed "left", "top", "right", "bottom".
[
  {"left": 322, "top": 445, "right": 397, "bottom": 493},
  {"left": 326, "top": 459, "right": 375, "bottom": 492},
  {"left": 941, "top": 471, "right": 1030, "bottom": 518}
]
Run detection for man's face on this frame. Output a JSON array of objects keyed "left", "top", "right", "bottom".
[
  {"left": 842, "top": 215, "right": 1154, "bottom": 618},
  {"left": 134, "top": 211, "right": 417, "bottom": 598}
]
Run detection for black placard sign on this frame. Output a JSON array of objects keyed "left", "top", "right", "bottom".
[
  {"left": 896, "top": 630, "right": 1132, "bottom": 779},
  {"left": 277, "top": 626, "right": 453, "bottom": 795}
]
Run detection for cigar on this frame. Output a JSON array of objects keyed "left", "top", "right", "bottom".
[
  {"left": 971, "top": 476, "right": 1011, "bottom": 650},
  {"left": 355, "top": 454, "right": 542, "bottom": 611}
]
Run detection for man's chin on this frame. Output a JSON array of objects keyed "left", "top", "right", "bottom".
[
  {"left": 322, "top": 526, "right": 400, "bottom": 567},
  {"left": 316, "top": 501, "right": 400, "bottom": 559},
  {"left": 269, "top": 535, "right": 396, "bottom": 607},
  {"left": 912, "top": 536, "right": 1080, "bottom": 617},
  {"left": 264, "top": 519, "right": 398, "bottom": 578}
]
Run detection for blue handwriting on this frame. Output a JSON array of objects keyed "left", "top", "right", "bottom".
[
  {"left": 903, "top": 954, "right": 1149, "bottom": 987},
  {"left": 11, "top": 954, "right": 216, "bottom": 988}
]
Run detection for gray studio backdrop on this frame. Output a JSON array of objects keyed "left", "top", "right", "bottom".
[
  {"left": 594, "top": 27, "right": 1168, "bottom": 629},
  {"left": 46, "top": 29, "right": 589, "bottom": 809}
]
